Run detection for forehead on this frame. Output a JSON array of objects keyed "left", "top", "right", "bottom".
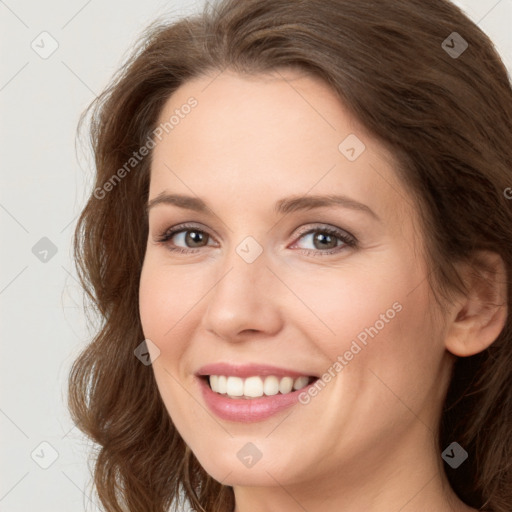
[{"left": 149, "top": 70, "right": 414, "bottom": 231}]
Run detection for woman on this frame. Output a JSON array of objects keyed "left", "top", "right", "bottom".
[{"left": 68, "top": 0, "right": 512, "bottom": 510}]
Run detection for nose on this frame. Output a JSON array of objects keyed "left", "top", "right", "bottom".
[{"left": 201, "top": 245, "right": 283, "bottom": 342}]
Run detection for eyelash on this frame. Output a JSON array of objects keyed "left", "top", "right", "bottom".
[{"left": 155, "top": 222, "right": 357, "bottom": 257}]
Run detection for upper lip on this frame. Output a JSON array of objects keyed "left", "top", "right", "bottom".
[{"left": 196, "top": 362, "right": 318, "bottom": 379}]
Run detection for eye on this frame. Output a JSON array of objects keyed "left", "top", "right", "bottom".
[
  {"left": 289, "top": 225, "right": 357, "bottom": 256},
  {"left": 155, "top": 223, "right": 214, "bottom": 254},
  {"left": 154, "top": 223, "right": 357, "bottom": 256}
]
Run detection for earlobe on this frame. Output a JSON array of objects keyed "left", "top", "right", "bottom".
[{"left": 444, "top": 251, "right": 508, "bottom": 357}]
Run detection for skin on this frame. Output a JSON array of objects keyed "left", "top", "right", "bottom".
[{"left": 139, "top": 69, "right": 506, "bottom": 511}]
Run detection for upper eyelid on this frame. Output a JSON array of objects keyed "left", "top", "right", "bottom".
[
  {"left": 157, "top": 222, "right": 355, "bottom": 245},
  {"left": 161, "top": 222, "right": 218, "bottom": 241},
  {"left": 158, "top": 221, "right": 349, "bottom": 235}
]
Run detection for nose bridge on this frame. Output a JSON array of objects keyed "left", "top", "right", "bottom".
[
  {"left": 202, "top": 236, "right": 282, "bottom": 339},
  {"left": 216, "top": 233, "right": 269, "bottom": 296}
]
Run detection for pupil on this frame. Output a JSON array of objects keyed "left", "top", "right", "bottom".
[
  {"left": 187, "top": 231, "right": 205, "bottom": 247},
  {"left": 315, "top": 233, "right": 334, "bottom": 249}
]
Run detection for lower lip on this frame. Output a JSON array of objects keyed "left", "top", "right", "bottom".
[{"left": 197, "top": 377, "right": 315, "bottom": 423}]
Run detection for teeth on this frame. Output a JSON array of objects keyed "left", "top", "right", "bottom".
[
  {"left": 263, "top": 376, "right": 279, "bottom": 396},
  {"left": 208, "top": 375, "right": 311, "bottom": 398},
  {"left": 279, "top": 376, "right": 293, "bottom": 394},
  {"left": 244, "top": 376, "right": 263, "bottom": 398},
  {"left": 226, "top": 376, "right": 244, "bottom": 397},
  {"left": 217, "top": 375, "right": 227, "bottom": 394},
  {"left": 293, "top": 376, "right": 309, "bottom": 390}
]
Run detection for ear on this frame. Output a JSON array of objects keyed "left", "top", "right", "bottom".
[{"left": 444, "top": 251, "right": 508, "bottom": 357}]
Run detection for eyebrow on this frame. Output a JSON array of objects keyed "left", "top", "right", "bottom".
[{"left": 146, "top": 192, "right": 379, "bottom": 220}]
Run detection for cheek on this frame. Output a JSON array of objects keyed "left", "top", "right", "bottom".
[
  {"left": 298, "top": 254, "right": 442, "bottom": 403},
  {"left": 139, "top": 263, "right": 167, "bottom": 343},
  {"left": 139, "top": 259, "right": 206, "bottom": 438},
  {"left": 284, "top": 258, "right": 418, "bottom": 357},
  {"left": 139, "top": 256, "right": 203, "bottom": 347}
]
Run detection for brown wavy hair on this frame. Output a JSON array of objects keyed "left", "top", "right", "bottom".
[{"left": 67, "top": 0, "right": 512, "bottom": 510}]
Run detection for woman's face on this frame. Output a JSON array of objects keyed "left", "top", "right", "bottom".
[{"left": 139, "top": 70, "right": 454, "bottom": 489}]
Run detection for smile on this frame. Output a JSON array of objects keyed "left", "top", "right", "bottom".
[{"left": 195, "top": 363, "right": 320, "bottom": 422}]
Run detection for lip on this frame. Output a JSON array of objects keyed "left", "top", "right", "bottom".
[
  {"left": 195, "top": 363, "right": 319, "bottom": 423},
  {"left": 196, "top": 362, "right": 317, "bottom": 379}
]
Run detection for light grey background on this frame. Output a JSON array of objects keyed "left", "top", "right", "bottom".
[{"left": 1, "top": 0, "right": 511, "bottom": 510}]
